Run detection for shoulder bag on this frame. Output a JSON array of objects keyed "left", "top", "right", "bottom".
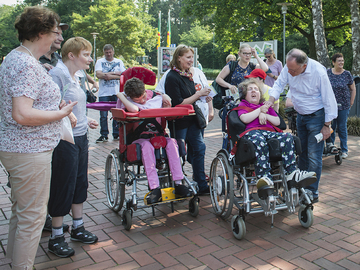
[{"left": 211, "top": 60, "right": 238, "bottom": 109}]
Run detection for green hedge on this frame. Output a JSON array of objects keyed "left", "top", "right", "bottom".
[
  {"left": 203, "top": 68, "right": 222, "bottom": 80},
  {"left": 347, "top": 116, "right": 360, "bottom": 136}
]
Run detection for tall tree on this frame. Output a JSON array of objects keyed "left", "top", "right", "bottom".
[
  {"left": 350, "top": 0, "right": 360, "bottom": 76},
  {"left": 0, "top": 4, "right": 24, "bottom": 62},
  {"left": 71, "top": 0, "right": 156, "bottom": 61},
  {"left": 182, "top": 0, "right": 351, "bottom": 60},
  {"left": 312, "top": 0, "right": 330, "bottom": 68}
]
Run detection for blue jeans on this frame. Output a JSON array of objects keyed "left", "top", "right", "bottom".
[
  {"left": 174, "top": 123, "right": 208, "bottom": 192},
  {"left": 99, "top": 95, "right": 119, "bottom": 138},
  {"left": 297, "top": 108, "right": 325, "bottom": 198},
  {"left": 331, "top": 109, "right": 349, "bottom": 154}
]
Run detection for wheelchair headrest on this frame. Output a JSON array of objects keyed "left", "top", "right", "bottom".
[{"left": 120, "top": 67, "right": 157, "bottom": 92}]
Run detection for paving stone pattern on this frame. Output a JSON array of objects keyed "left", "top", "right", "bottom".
[{"left": 0, "top": 107, "right": 359, "bottom": 269}]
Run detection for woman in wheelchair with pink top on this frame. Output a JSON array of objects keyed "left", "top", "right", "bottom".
[
  {"left": 117, "top": 77, "right": 192, "bottom": 204},
  {"left": 237, "top": 78, "right": 317, "bottom": 189}
]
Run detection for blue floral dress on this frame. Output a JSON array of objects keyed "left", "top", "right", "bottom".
[
  {"left": 326, "top": 69, "right": 354, "bottom": 111},
  {"left": 229, "top": 62, "right": 256, "bottom": 86}
]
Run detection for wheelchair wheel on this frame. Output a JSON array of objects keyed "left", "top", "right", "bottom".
[
  {"left": 231, "top": 215, "right": 246, "bottom": 240},
  {"left": 209, "top": 151, "right": 234, "bottom": 219},
  {"left": 298, "top": 205, "right": 314, "bottom": 228},
  {"left": 335, "top": 154, "right": 342, "bottom": 165},
  {"left": 122, "top": 209, "right": 133, "bottom": 231},
  {"left": 189, "top": 197, "right": 199, "bottom": 217},
  {"left": 105, "top": 149, "right": 125, "bottom": 212}
]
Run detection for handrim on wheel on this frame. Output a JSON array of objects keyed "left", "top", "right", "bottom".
[
  {"left": 105, "top": 149, "right": 125, "bottom": 212},
  {"left": 209, "top": 150, "right": 234, "bottom": 219}
]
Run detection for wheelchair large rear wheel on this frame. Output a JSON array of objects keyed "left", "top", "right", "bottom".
[
  {"left": 209, "top": 151, "right": 234, "bottom": 219},
  {"left": 105, "top": 149, "right": 125, "bottom": 212}
]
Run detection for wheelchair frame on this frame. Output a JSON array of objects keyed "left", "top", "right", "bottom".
[
  {"left": 104, "top": 106, "right": 200, "bottom": 230},
  {"left": 285, "top": 106, "right": 343, "bottom": 165},
  {"left": 209, "top": 98, "right": 315, "bottom": 240}
]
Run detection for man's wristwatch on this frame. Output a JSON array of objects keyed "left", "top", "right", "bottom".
[{"left": 324, "top": 123, "right": 330, "bottom": 127}]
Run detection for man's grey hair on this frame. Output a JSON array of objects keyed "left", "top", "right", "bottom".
[
  {"left": 286, "top": 49, "right": 308, "bottom": 65},
  {"left": 103, "top": 44, "right": 114, "bottom": 51}
]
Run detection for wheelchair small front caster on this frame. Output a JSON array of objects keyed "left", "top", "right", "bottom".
[
  {"left": 335, "top": 153, "right": 342, "bottom": 165},
  {"left": 189, "top": 196, "right": 199, "bottom": 217},
  {"left": 231, "top": 215, "right": 246, "bottom": 240},
  {"left": 298, "top": 205, "right": 314, "bottom": 228},
  {"left": 122, "top": 209, "right": 133, "bottom": 231}
]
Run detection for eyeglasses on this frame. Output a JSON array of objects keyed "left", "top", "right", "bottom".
[
  {"left": 265, "top": 55, "right": 271, "bottom": 59},
  {"left": 51, "top": 31, "right": 61, "bottom": 36},
  {"left": 242, "top": 52, "right": 252, "bottom": 56}
]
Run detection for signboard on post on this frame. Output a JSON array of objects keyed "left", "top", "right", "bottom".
[
  {"left": 240, "top": 40, "right": 278, "bottom": 63},
  {"left": 157, "top": 47, "right": 198, "bottom": 78}
]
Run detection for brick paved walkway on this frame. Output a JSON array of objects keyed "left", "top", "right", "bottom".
[{"left": 0, "top": 108, "right": 360, "bottom": 270}]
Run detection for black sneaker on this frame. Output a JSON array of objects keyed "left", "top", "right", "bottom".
[
  {"left": 48, "top": 234, "right": 75, "bottom": 258},
  {"left": 113, "top": 135, "right": 119, "bottom": 141},
  {"left": 198, "top": 186, "right": 210, "bottom": 196},
  {"left": 96, "top": 136, "right": 108, "bottom": 143},
  {"left": 43, "top": 216, "right": 69, "bottom": 232},
  {"left": 70, "top": 225, "right": 98, "bottom": 244},
  {"left": 146, "top": 188, "right": 162, "bottom": 204},
  {"left": 175, "top": 184, "right": 193, "bottom": 198}
]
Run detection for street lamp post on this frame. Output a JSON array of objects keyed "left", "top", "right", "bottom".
[
  {"left": 90, "top": 32, "right": 99, "bottom": 79},
  {"left": 277, "top": 3, "right": 293, "bottom": 63}
]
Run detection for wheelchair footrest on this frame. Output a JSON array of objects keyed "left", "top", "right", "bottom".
[
  {"left": 257, "top": 186, "right": 275, "bottom": 200},
  {"left": 287, "top": 177, "right": 317, "bottom": 190}
]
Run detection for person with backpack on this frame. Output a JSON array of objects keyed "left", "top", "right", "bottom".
[{"left": 216, "top": 44, "right": 268, "bottom": 95}]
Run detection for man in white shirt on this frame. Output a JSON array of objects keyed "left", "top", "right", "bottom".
[
  {"left": 266, "top": 48, "right": 337, "bottom": 203},
  {"left": 95, "top": 44, "right": 126, "bottom": 142}
]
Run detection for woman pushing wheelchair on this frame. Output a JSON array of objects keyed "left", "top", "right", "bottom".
[{"left": 236, "top": 78, "right": 317, "bottom": 189}]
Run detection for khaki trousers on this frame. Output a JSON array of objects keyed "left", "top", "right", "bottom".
[{"left": 0, "top": 150, "right": 52, "bottom": 270}]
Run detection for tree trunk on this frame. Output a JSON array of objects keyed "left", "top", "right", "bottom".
[
  {"left": 311, "top": 0, "right": 331, "bottom": 68},
  {"left": 351, "top": 0, "right": 360, "bottom": 76}
]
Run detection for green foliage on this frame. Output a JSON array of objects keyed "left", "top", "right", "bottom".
[
  {"left": 0, "top": 4, "right": 24, "bottom": 61},
  {"left": 180, "top": 22, "right": 212, "bottom": 49},
  {"left": 347, "top": 116, "right": 360, "bottom": 136},
  {"left": 182, "top": 0, "right": 352, "bottom": 60},
  {"left": 202, "top": 68, "right": 221, "bottom": 80},
  {"left": 71, "top": 0, "right": 157, "bottom": 61}
]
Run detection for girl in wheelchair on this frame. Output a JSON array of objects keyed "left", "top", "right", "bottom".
[
  {"left": 116, "top": 78, "right": 192, "bottom": 204},
  {"left": 237, "top": 78, "right": 317, "bottom": 189}
]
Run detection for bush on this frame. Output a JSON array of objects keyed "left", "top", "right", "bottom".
[
  {"left": 203, "top": 68, "right": 222, "bottom": 80},
  {"left": 347, "top": 116, "right": 360, "bottom": 136}
]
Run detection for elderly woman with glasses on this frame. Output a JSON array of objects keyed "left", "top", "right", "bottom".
[
  {"left": 0, "top": 6, "right": 76, "bottom": 269},
  {"left": 216, "top": 43, "right": 268, "bottom": 95},
  {"left": 263, "top": 48, "right": 283, "bottom": 87}
]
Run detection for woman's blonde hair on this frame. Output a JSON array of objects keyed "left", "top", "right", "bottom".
[
  {"left": 239, "top": 43, "right": 251, "bottom": 53},
  {"left": 239, "top": 78, "right": 265, "bottom": 104},
  {"left": 169, "top": 44, "right": 194, "bottom": 70},
  {"left": 62, "top": 37, "right": 92, "bottom": 62}
]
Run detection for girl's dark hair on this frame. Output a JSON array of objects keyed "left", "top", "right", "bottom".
[{"left": 15, "top": 6, "right": 60, "bottom": 42}]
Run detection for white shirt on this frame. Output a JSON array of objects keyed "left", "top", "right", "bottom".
[
  {"left": 269, "top": 58, "right": 338, "bottom": 122},
  {"left": 95, "top": 57, "right": 126, "bottom": 97}
]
